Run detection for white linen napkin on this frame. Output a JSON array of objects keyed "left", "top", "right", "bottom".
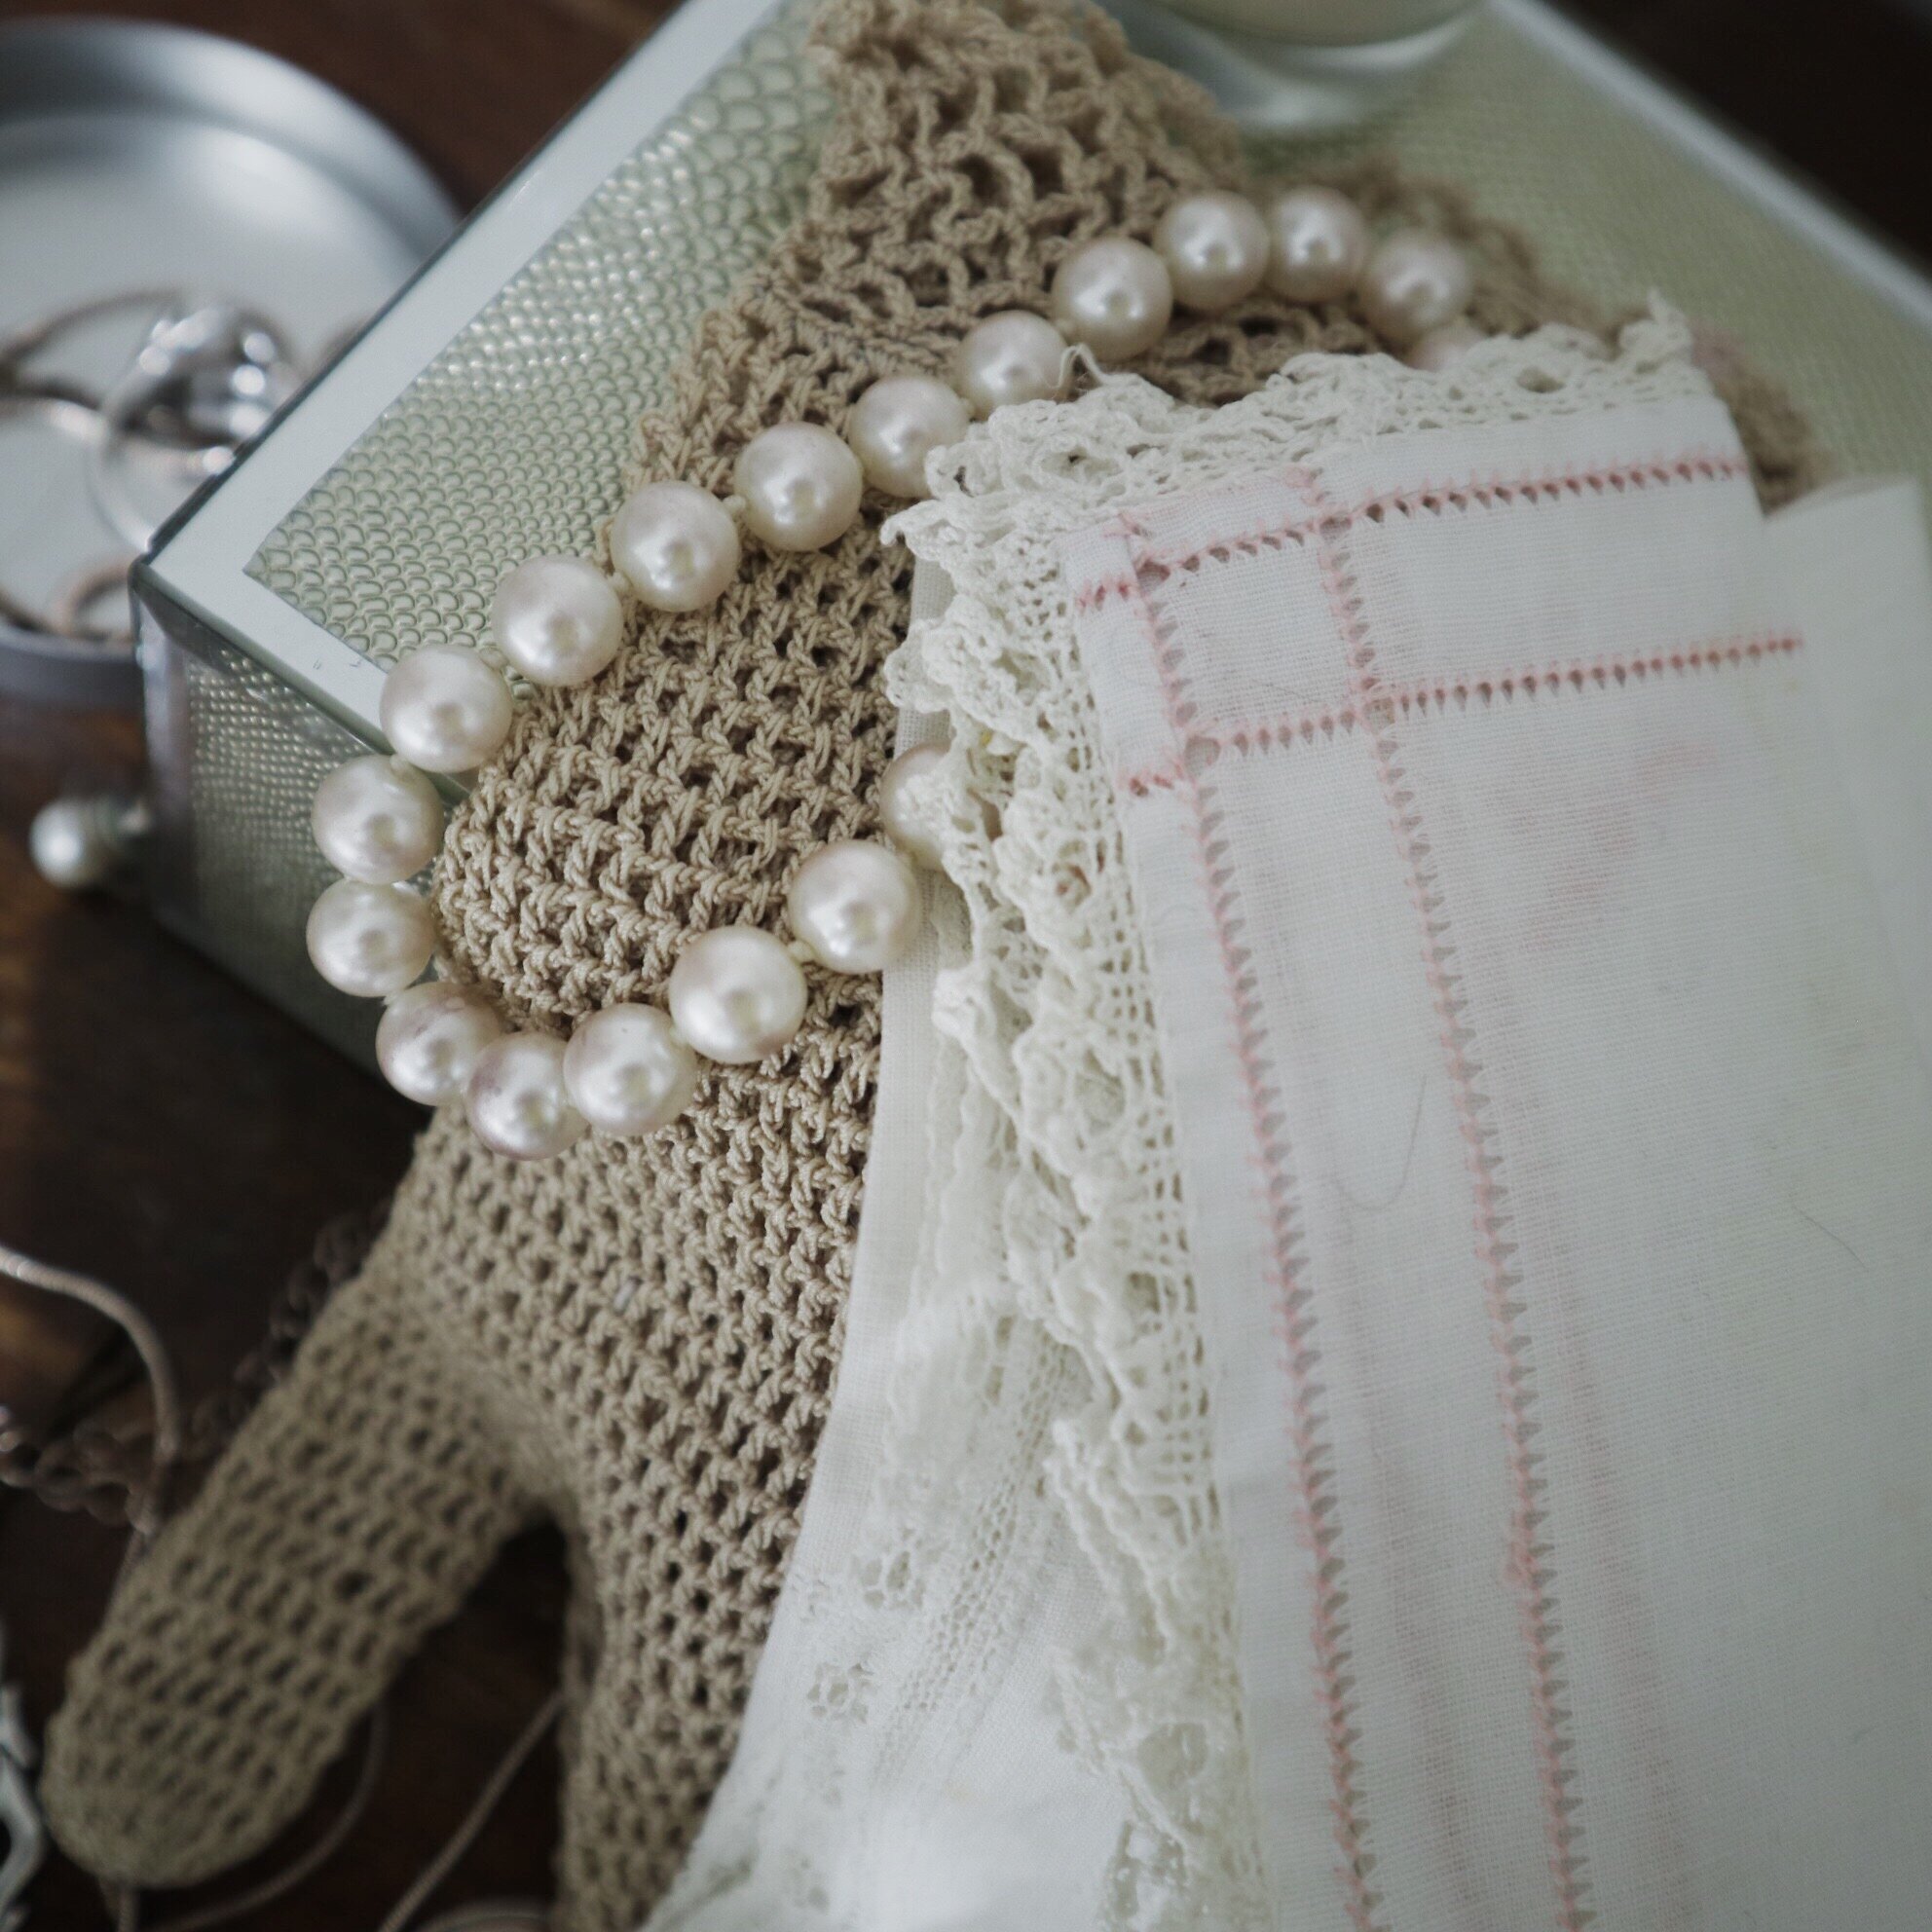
[
  {"left": 1061, "top": 379, "right": 1932, "bottom": 1932},
  {"left": 1771, "top": 477, "right": 1932, "bottom": 1062}
]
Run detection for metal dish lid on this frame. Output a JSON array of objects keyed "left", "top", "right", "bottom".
[{"left": 0, "top": 18, "right": 456, "bottom": 706}]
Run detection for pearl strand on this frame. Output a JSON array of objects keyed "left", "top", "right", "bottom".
[{"left": 305, "top": 185, "right": 1481, "bottom": 1158}]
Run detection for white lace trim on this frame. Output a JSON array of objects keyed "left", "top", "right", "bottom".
[{"left": 881, "top": 307, "right": 1713, "bottom": 1926}]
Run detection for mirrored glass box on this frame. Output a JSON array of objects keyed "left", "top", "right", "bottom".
[{"left": 134, "top": 0, "right": 1932, "bottom": 1064}]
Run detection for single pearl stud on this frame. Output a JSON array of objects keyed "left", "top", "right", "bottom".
[
  {"left": 666, "top": 926, "right": 808, "bottom": 1066},
  {"left": 1050, "top": 237, "right": 1174, "bottom": 362},
  {"left": 611, "top": 480, "right": 742, "bottom": 613},
  {"left": 846, "top": 376, "right": 971, "bottom": 501},
  {"left": 1263, "top": 187, "right": 1369, "bottom": 305},
  {"left": 953, "top": 312, "right": 1068, "bottom": 419},
  {"left": 465, "top": 1031, "right": 586, "bottom": 1162},
  {"left": 563, "top": 1004, "right": 700, "bottom": 1135},
  {"left": 492, "top": 555, "right": 624, "bottom": 687},
  {"left": 1155, "top": 192, "right": 1270, "bottom": 315},
  {"left": 1357, "top": 230, "right": 1474, "bottom": 347},
  {"left": 312, "top": 755, "right": 444, "bottom": 883},
  {"left": 376, "top": 981, "right": 504, "bottom": 1106},
  {"left": 1406, "top": 319, "right": 1487, "bottom": 371},
  {"left": 878, "top": 743, "right": 947, "bottom": 871},
  {"left": 786, "top": 839, "right": 922, "bottom": 975},
  {"left": 733, "top": 424, "right": 865, "bottom": 552},
  {"left": 28, "top": 797, "right": 132, "bottom": 891},
  {"left": 379, "top": 645, "right": 514, "bottom": 775},
  {"left": 306, "top": 879, "right": 434, "bottom": 998}
]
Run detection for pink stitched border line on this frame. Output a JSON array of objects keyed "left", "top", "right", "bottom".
[
  {"left": 1118, "top": 633, "right": 1802, "bottom": 797},
  {"left": 1120, "top": 515, "right": 1389, "bottom": 1932},
  {"left": 1073, "top": 447, "right": 1748, "bottom": 613},
  {"left": 1294, "top": 461, "right": 1593, "bottom": 1932}
]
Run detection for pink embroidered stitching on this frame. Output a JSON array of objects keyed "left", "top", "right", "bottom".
[
  {"left": 1117, "top": 634, "right": 1802, "bottom": 797},
  {"left": 1074, "top": 574, "right": 1137, "bottom": 613},
  {"left": 1120, "top": 515, "right": 1389, "bottom": 1932},
  {"left": 1122, "top": 447, "right": 1748, "bottom": 586},
  {"left": 1294, "top": 462, "right": 1593, "bottom": 1932}
]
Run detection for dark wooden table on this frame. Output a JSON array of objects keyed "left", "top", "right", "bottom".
[{"left": 0, "top": 1, "right": 1925, "bottom": 1926}]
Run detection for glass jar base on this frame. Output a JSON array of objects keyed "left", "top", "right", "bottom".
[{"left": 1100, "top": 0, "right": 1477, "bottom": 134}]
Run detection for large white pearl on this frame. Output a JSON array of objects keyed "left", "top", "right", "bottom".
[
  {"left": 845, "top": 376, "right": 970, "bottom": 501},
  {"left": 312, "top": 755, "right": 443, "bottom": 883},
  {"left": 878, "top": 743, "right": 947, "bottom": 871},
  {"left": 611, "top": 480, "right": 741, "bottom": 613},
  {"left": 465, "top": 1031, "right": 585, "bottom": 1161},
  {"left": 1155, "top": 191, "right": 1270, "bottom": 314},
  {"left": 492, "top": 555, "right": 623, "bottom": 687},
  {"left": 666, "top": 926, "right": 807, "bottom": 1066},
  {"left": 1050, "top": 237, "right": 1173, "bottom": 362},
  {"left": 733, "top": 424, "right": 865, "bottom": 552},
  {"left": 379, "top": 645, "right": 514, "bottom": 775},
  {"left": 1264, "top": 187, "right": 1369, "bottom": 304},
  {"left": 786, "top": 839, "right": 922, "bottom": 975},
  {"left": 376, "top": 981, "right": 503, "bottom": 1105},
  {"left": 306, "top": 879, "right": 434, "bottom": 998},
  {"left": 953, "top": 312, "right": 1067, "bottom": 419},
  {"left": 1406, "top": 319, "right": 1487, "bottom": 371},
  {"left": 563, "top": 1004, "right": 699, "bottom": 1135},
  {"left": 1357, "top": 230, "right": 1473, "bottom": 347}
]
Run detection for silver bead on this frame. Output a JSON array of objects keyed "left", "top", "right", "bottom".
[
  {"left": 492, "top": 555, "right": 623, "bottom": 687},
  {"left": 786, "top": 839, "right": 922, "bottom": 975},
  {"left": 311, "top": 755, "right": 443, "bottom": 883},
  {"left": 1357, "top": 230, "right": 1474, "bottom": 348},
  {"left": 465, "top": 1031, "right": 586, "bottom": 1161},
  {"left": 733, "top": 423, "right": 865, "bottom": 552},
  {"left": 379, "top": 645, "right": 515, "bottom": 775},
  {"left": 845, "top": 376, "right": 970, "bottom": 501},
  {"left": 611, "top": 479, "right": 742, "bottom": 613},
  {"left": 1049, "top": 237, "right": 1174, "bottom": 362},
  {"left": 1154, "top": 191, "right": 1270, "bottom": 314},
  {"left": 666, "top": 926, "right": 807, "bottom": 1066},
  {"left": 306, "top": 879, "right": 434, "bottom": 998},
  {"left": 953, "top": 312, "right": 1067, "bottom": 419},
  {"left": 376, "top": 981, "right": 503, "bottom": 1106},
  {"left": 878, "top": 744, "right": 947, "bottom": 870},
  {"left": 1263, "top": 186, "right": 1369, "bottom": 304},
  {"left": 563, "top": 1004, "right": 699, "bottom": 1135},
  {"left": 1406, "top": 319, "right": 1488, "bottom": 371}
]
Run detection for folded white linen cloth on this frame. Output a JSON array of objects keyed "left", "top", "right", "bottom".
[
  {"left": 655, "top": 316, "right": 1932, "bottom": 1932},
  {"left": 1771, "top": 477, "right": 1932, "bottom": 1061}
]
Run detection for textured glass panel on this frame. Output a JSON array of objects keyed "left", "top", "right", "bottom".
[
  {"left": 157, "top": 7, "right": 827, "bottom": 1060},
  {"left": 247, "top": 0, "right": 827, "bottom": 666},
  {"left": 142, "top": 589, "right": 389, "bottom": 1061}
]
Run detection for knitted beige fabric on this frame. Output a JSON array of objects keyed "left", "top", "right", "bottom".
[{"left": 42, "top": 3, "right": 1821, "bottom": 1926}]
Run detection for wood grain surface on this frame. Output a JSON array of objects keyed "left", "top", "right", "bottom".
[{"left": 0, "top": 0, "right": 1922, "bottom": 1925}]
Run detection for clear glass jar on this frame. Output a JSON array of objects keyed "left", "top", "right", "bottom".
[
  {"left": 1159, "top": 0, "right": 1475, "bottom": 43},
  {"left": 1104, "top": 0, "right": 1483, "bottom": 131}
]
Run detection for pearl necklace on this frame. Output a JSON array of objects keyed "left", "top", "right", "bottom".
[{"left": 304, "top": 186, "right": 1477, "bottom": 1162}]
